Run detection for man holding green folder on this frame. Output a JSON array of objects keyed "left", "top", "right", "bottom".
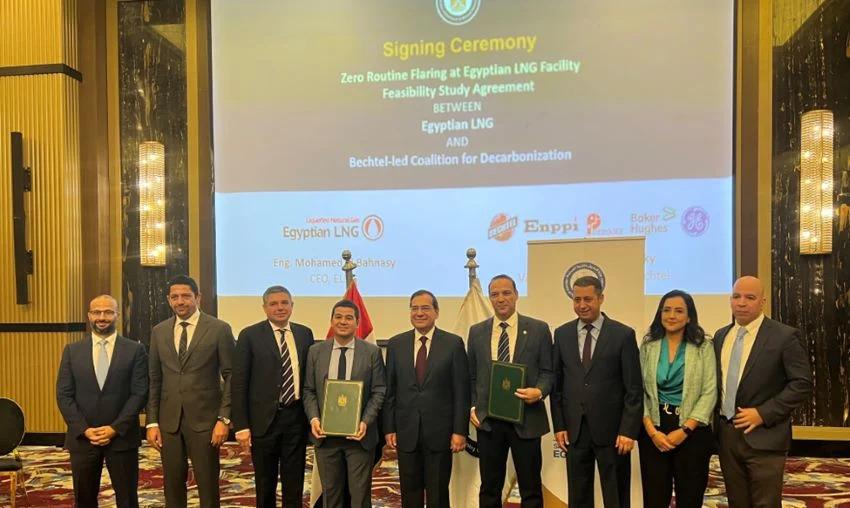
[
  {"left": 303, "top": 300, "right": 386, "bottom": 508},
  {"left": 468, "top": 274, "right": 554, "bottom": 508}
]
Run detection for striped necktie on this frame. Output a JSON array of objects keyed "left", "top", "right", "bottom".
[
  {"left": 278, "top": 329, "right": 295, "bottom": 405},
  {"left": 497, "top": 322, "right": 510, "bottom": 362}
]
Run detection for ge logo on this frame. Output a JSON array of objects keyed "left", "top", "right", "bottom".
[
  {"left": 362, "top": 215, "right": 384, "bottom": 241},
  {"left": 681, "top": 207, "right": 710, "bottom": 237}
]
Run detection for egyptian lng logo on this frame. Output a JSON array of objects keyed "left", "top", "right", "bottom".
[{"left": 436, "top": 0, "right": 481, "bottom": 25}]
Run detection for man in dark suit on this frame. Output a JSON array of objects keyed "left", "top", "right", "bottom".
[
  {"left": 383, "top": 289, "right": 470, "bottom": 508},
  {"left": 468, "top": 274, "right": 553, "bottom": 508},
  {"left": 714, "top": 275, "right": 812, "bottom": 508},
  {"left": 550, "top": 275, "right": 642, "bottom": 508},
  {"left": 232, "top": 285, "right": 315, "bottom": 508},
  {"left": 56, "top": 294, "right": 148, "bottom": 508},
  {"left": 146, "top": 275, "right": 235, "bottom": 508},
  {"left": 303, "top": 299, "right": 386, "bottom": 508}
]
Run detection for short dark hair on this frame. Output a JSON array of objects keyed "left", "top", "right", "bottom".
[
  {"left": 488, "top": 274, "right": 517, "bottom": 293},
  {"left": 331, "top": 299, "right": 359, "bottom": 321},
  {"left": 409, "top": 289, "right": 439, "bottom": 311},
  {"left": 168, "top": 275, "right": 198, "bottom": 295},
  {"left": 262, "top": 285, "right": 292, "bottom": 303},
  {"left": 573, "top": 276, "right": 602, "bottom": 295}
]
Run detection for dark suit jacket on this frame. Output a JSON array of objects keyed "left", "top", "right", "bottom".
[
  {"left": 382, "top": 328, "right": 470, "bottom": 452},
  {"left": 713, "top": 317, "right": 812, "bottom": 451},
  {"left": 550, "top": 315, "right": 642, "bottom": 445},
  {"left": 56, "top": 334, "right": 148, "bottom": 452},
  {"left": 303, "top": 338, "right": 386, "bottom": 450},
  {"left": 147, "top": 313, "right": 235, "bottom": 433},
  {"left": 467, "top": 314, "right": 553, "bottom": 439},
  {"left": 232, "top": 320, "right": 315, "bottom": 437}
]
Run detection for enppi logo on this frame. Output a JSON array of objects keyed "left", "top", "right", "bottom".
[
  {"left": 524, "top": 218, "right": 579, "bottom": 236},
  {"left": 488, "top": 213, "right": 519, "bottom": 242},
  {"left": 586, "top": 213, "right": 601, "bottom": 235}
]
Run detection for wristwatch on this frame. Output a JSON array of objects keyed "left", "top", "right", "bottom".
[
  {"left": 680, "top": 425, "right": 694, "bottom": 436},
  {"left": 217, "top": 416, "right": 231, "bottom": 425}
]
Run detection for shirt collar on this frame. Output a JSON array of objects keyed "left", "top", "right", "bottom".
[
  {"left": 176, "top": 309, "right": 201, "bottom": 327},
  {"left": 497, "top": 312, "right": 518, "bottom": 330},
  {"left": 415, "top": 327, "right": 435, "bottom": 342},
  {"left": 333, "top": 337, "right": 356, "bottom": 350},
  {"left": 92, "top": 331, "right": 117, "bottom": 345},
  {"left": 269, "top": 320, "right": 290, "bottom": 334},
  {"left": 577, "top": 314, "right": 605, "bottom": 333},
  {"left": 736, "top": 313, "right": 765, "bottom": 337}
]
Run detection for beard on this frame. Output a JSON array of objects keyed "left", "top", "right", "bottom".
[{"left": 91, "top": 321, "right": 116, "bottom": 336}]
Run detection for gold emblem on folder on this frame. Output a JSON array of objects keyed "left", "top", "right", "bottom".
[
  {"left": 501, "top": 378, "right": 511, "bottom": 391},
  {"left": 337, "top": 394, "right": 348, "bottom": 408}
]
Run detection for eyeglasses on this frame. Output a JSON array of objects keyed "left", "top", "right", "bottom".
[
  {"left": 88, "top": 310, "right": 117, "bottom": 317},
  {"left": 409, "top": 306, "right": 434, "bottom": 313}
]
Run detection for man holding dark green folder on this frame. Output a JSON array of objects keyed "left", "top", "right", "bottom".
[
  {"left": 468, "top": 274, "right": 554, "bottom": 508},
  {"left": 303, "top": 300, "right": 386, "bottom": 508}
]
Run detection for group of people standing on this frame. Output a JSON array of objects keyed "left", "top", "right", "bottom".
[{"left": 55, "top": 273, "right": 811, "bottom": 508}]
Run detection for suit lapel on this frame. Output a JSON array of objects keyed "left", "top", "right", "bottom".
[
  {"left": 263, "top": 321, "right": 282, "bottom": 363},
  {"left": 586, "top": 317, "right": 612, "bottom": 375},
  {"left": 422, "top": 329, "right": 441, "bottom": 385},
  {"left": 352, "top": 339, "right": 368, "bottom": 380},
  {"left": 163, "top": 316, "right": 180, "bottom": 365},
  {"left": 483, "top": 318, "right": 494, "bottom": 361},
  {"left": 401, "top": 330, "right": 417, "bottom": 378},
  {"left": 101, "top": 336, "right": 125, "bottom": 390},
  {"left": 181, "top": 313, "right": 209, "bottom": 366},
  {"left": 513, "top": 316, "right": 529, "bottom": 363},
  {"left": 81, "top": 335, "right": 100, "bottom": 391},
  {"left": 738, "top": 318, "right": 770, "bottom": 388}
]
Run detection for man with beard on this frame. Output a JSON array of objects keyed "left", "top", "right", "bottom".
[
  {"left": 56, "top": 295, "right": 149, "bottom": 508},
  {"left": 146, "top": 275, "right": 235, "bottom": 507}
]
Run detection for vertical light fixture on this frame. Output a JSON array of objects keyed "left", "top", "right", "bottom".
[
  {"left": 800, "top": 110, "right": 834, "bottom": 254},
  {"left": 139, "top": 141, "right": 166, "bottom": 266}
]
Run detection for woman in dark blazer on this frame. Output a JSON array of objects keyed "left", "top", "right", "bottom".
[{"left": 638, "top": 290, "right": 717, "bottom": 508}]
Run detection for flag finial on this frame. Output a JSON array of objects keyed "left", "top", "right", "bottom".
[{"left": 465, "top": 248, "right": 479, "bottom": 289}]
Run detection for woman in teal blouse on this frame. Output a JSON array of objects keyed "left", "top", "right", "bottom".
[{"left": 638, "top": 289, "right": 716, "bottom": 508}]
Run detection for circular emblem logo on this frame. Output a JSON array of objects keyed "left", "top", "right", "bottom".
[
  {"left": 563, "top": 262, "right": 606, "bottom": 298},
  {"left": 680, "top": 206, "right": 710, "bottom": 237},
  {"left": 488, "top": 213, "right": 518, "bottom": 242},
  {"left": 436, "top": 0, "right": 481, "bottom": 25},
  {"left": 362, "top": 215, "right": 384, "bottom": 241}
]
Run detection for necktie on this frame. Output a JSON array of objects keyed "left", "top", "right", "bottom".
[
  {"left": 723, "top": 326, "right": 748, "bottom": 418},
  {"left": 582, "top": 323, "right": 594, "bottom": 370},
  {"left": 95, "top": 338, "right": 109, "bottom": 389},
  {"left": 415, "top": 336, "right": 428, "bottom": 386},
  {"left": 497, "top": 322, "right": 510, "bottom": 362},
  {"left": 178, "top": 321, "right": 189, "bottom": 362},
  {"left": 337, "top": 346, "right": 348, "bottom": 380},
  {"left": 278, "top": 329, "right": 295, "bottom": 405}
]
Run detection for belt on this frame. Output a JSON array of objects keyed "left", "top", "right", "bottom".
[
  {"left": 277, "top": 399, "right": 301, "bottom": 410},
  {"left": 660, "top": 403, "right": 680, "bottom": 416},
  {"left": 718, "top": 415, "right": 735, "bottom": 425}
]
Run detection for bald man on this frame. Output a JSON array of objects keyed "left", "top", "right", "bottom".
[
  {"left": 713, "top": 276, "right": 812, "bottom": 508},
  {"left": 56, "top": 295, "right": 149, "bottom": 508}
]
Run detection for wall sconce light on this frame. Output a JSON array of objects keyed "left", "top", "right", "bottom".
[
  {"left": 139, "top": 141, "right": 166, "bottom": 266},
  {"left": 800, "top": 110, "right": 834, "bottom": 255}
]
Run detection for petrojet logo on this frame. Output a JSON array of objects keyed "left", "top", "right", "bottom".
[{"left": 488, "top": 213, "right": 518, "bottom": 242}]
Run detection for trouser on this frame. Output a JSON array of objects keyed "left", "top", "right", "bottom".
[
  {"left": 70, "top": 446, "right": 139, "bottom": 508},
  {"left": 477, "top": 419, "right": 542, "bottom": 508},
  {"left": 251, "top": 401, "right": 308, "bottom": 508},
  {"left": 716, "top": 417, "right": 786, "bottom": 508}
]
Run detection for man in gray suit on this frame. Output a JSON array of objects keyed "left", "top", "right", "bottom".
[
  {"left": 303, "top": 299, "right": 386, "bottom": 508},
  {"left": 714, "top": 276, "right": 812, "bottom": 507},
  {"left": 146, "top": 275, "right": 235, "bottom": 507},
  {"left": 468, "top": 274, "right": 553, "bottom": 508}
]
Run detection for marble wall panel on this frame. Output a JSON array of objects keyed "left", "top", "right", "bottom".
[{"left": 772, "top": 0, "right": 850, "bottom": 426}]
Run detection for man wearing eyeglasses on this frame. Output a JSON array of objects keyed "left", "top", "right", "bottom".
[
  {"left": 383, "top": 290, "right": 470, "bottom": 508},
  {"left": 56, "top": 295, "right": 149, "bottom": 508}
]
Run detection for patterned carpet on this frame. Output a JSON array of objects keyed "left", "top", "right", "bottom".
[{"left": 1, "top": 444, "right": 849, "bottom": 507}]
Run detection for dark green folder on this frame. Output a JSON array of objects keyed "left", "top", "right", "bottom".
[
  {"left": 488, "top": 361, "right": 527, "bottom": 424},
  {"left": 321, "top": 379, "right": 363, "bottom": 436}
]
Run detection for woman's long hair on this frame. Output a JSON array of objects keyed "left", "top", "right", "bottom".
[{"left": 644, "top": 289, "right": 706, "bottom": 346}]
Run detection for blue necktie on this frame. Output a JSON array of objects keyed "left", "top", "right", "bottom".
[
  {"left": 722, "top": 327, "right": 748, "bottom": 418},
  {"left": 95, "top": 338, "right": 109, "bottom": 389}
]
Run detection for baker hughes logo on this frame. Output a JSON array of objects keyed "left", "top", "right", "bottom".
[
  {"left": 282, "top": 215, "right": 384, "bottom": 241},
  {"left": 436, "top": 0, "right": 481, "bottom": 26},
  {"left": 563, "top": 262, "right": 606, "bottom": 298},
  {"left": 488, "top": 213, "right": 518, "bottom": 242}
]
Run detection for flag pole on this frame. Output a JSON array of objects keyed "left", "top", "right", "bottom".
[
  {"left": 465, "top": 247, "right": 479, "bottom": 289},
  {"left": 341, "top": 249, "right": 357, "bottom": 290}
]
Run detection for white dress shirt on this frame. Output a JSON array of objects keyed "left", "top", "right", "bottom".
[
  {"left": 329, "top": 338, "right": 356, "bottom": 380},
  {"left": 577, "top": 314, "right": 605, "bottom": 359},
  {"left": 272, "top": 321, "right": 301, "bottom": 400},
  {"left": 173, "top": 309, "right": 201, "bottom": 352},
  {"left": 91, "top": 331, "right": 117, "bottom": 368},
  {"left": 413, "top": 327, "right": 435, "bottom": 364},
  {"left": 490, "top": 312, "right": 519, "bottom": 361},
  {"left": 720, "top": 313, "right": 766, "bottom": 395}
]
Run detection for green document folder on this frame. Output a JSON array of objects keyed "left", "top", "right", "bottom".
[
  {"left": 488, "top": 361, "right": 527, "bottom": 424},
  {"left": 321, "top": 379, "right": 364, "bottom": 436}
]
